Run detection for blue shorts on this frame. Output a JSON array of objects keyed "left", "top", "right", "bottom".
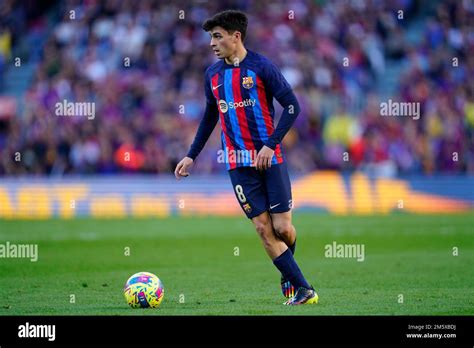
[{"left": 228, "top": 162, "right": 293, "bottom": 219}]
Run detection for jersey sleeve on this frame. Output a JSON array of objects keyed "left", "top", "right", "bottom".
[
  {"left": 204, "top": 68, "right": 215, "bottom": 104},
  {"left": 261, "top": 59, "right": 292, "bottom": 100},
  {"left": 186, "top": 71, "right": 219, "bottom": 160}
]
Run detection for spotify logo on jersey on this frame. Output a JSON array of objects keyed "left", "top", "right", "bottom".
[
  {"left": 218, "top": 100, "right": 229, "bottom": 113},
  {"left": 218, "top": 99, "right": 256, "bottom": 113}
]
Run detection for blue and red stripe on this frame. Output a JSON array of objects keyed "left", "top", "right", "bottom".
[
  {"left": 212, "top": 73, "right": 237, "bottom": 170},
  {"left": 241, "top": 68, "right": 265, "bottom": 150},
  {"left": 255, "top": 75, "right": 283, "bottom": 164},
  {"left": 224, "top": 69, "right": 250, "bottom": 166},
  {"left": 231, "top": 68, "right": 256, "bottom": 150}
]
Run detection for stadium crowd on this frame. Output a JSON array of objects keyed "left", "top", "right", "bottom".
[{"left": 0, "top": 0, "right": 473, "bottom": 176}]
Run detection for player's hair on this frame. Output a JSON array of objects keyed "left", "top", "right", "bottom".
[{"left": 202, "top": 10, "right": 248, "bottom": 42}]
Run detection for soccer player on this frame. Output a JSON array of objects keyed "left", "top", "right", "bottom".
[{"left": 174, "top": 10, "right": 317, "bottom": 305}]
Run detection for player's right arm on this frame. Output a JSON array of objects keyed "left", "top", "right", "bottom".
[{"left": 175, "top": 72, "right": 219, "bottom": 179}]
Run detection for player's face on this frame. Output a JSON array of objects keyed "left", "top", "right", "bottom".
[{"left": 209, "top": 27, "right": 239, "bottom": 59}]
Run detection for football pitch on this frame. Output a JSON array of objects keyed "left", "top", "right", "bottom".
[{"left": 0, "top": 213, "right": 473, "bottom": 315}]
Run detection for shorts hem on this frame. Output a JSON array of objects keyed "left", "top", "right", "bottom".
[
  {"left": 245, "top": 207, "right": 291, "bottom": 219},
  {"left": 245, "top": 208, "right": 269, "bottom": 219},
  {"left": 269, "top": 207, "right": 291, "bottom": 215}
]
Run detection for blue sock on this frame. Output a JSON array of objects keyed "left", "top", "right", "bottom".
[
  {"left": 273, "top": 248, "right": 310, "bottom": 289},
  {"left": 289, "top": 239, "right": 296, "bottom": 255}
]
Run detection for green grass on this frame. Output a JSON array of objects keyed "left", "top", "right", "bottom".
[{"left": 0, "top": 214, "right": 473, "bottom": 315}]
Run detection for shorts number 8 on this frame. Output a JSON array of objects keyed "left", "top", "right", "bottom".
[{"left": 234, "top": 185, "right": 246, "bottom": 203}]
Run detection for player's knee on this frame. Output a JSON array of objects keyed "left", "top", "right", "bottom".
[
  {"left": 273, "top": 221, "right": 294, "bottom": 240},
  {"left": 254, "top": 216, "right": 272, "bottom": 240},
  {"left": 254, "top": 221, "right": 270, "bottom": 238}
]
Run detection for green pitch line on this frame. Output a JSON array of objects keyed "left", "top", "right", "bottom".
[{"left": 0, "top": 214, "right": 473, "bottom": 315}]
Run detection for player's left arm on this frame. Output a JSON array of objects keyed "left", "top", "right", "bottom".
[{"left": 255, "top": 62, "right": 301, "bottom": 170}]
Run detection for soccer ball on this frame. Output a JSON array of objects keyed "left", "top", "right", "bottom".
[{"left": 123, "top": 271, "right": 164, "bottom": 308}]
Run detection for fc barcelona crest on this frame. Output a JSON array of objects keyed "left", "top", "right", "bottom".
[{"left": 242, "top": 76, "right": 254, "bottom": 89}]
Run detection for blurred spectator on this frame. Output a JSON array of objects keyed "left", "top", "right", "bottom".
[{"left": 0, "top": 0, "right": 472, "bottom": 177}]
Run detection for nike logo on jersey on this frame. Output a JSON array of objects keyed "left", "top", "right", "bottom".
[
  {"left": 212, "top": 84, "right": 222, "bottom": 90},
  {"left": 270, "top": 203, "right": 281, "bottom": 210}
]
